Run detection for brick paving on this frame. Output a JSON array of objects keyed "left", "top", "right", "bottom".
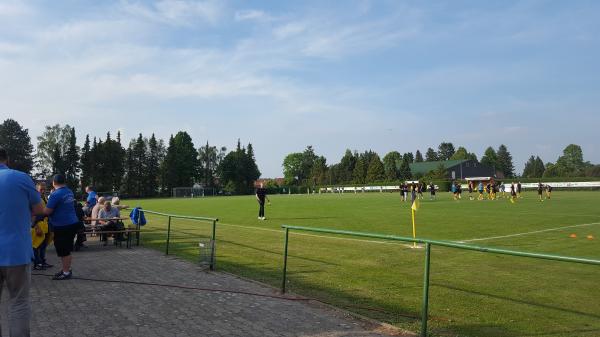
[{"left": 2, "top": 244, "right": 411, "bottom": 337}]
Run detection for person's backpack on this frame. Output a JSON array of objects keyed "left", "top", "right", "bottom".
[{"left": 129, "top": 207, "right": 147, "bottom": 226}]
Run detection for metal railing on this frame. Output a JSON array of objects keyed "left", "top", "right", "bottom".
[
  {"left": 280, "top": 225, "right": 600, "bottom": 337},
  {"left": 140, "top": 209, "right": 218, "bottom": 270}
]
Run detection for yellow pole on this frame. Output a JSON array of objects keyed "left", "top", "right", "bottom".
[{"left": 412, "top": 208, "right": 417, "bottom": 248}]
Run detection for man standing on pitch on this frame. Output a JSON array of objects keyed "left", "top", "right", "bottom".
[
  {"left": 0, "top": 148, "right": 44, "bottom": 337},
  {"left": 256, "top": 183, "right": 270, "bottom": 220}
]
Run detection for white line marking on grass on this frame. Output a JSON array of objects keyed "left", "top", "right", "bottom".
[
  {"left": 457, "top": 222, "right": 600, "bottom": 243},
  {"left": 218, "top": 222, "right": 415, "bottom": 248}
]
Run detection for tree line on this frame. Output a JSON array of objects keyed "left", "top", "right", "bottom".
[
  {"left": 0, "top": 119, "right": 260, "bottom": 197},
  {"left": 283, "top": 142, "right": 599, "bottom": 187},
  {"left": 2, "top": 118, "right": 598, "bottom": 194}
]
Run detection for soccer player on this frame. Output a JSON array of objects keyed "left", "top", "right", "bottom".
[
  {"left": 499, "top": 182, "right": 506, "bottom": 198},
  {"left": 457, "top": 182, "right": 462, "bottom": 200},
  {"left": 429, "top": 182, "right": 436, "bottom": 200},
  {"left": 256, "top": 183, "right": 270, "bottom": 220},
  {"left": 478, "top": 181, "right": 484, "bottom": 200},
  {"left": 546, "top": 184, "right": 553, "bottom": 199},
  {"left": 485, "top": 182, "right": 492, "bottom": 200},
  {"left": 451, "top": 181, "right": 457, "bottom": 200},
  {"left": 468, "top": 181, "right": 474, "bottom": 200},
  {"left": 510, "top": 182, "right": 517, "bottom": 203},
  {"left": 537, "top": 182, "right": 544, "bottom": 201},
  {"left": 417, "top": 182, "right": 424, "bottom": 200}
]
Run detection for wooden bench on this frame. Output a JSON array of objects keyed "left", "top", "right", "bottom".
[{"left": 84, "top": 227, "right": 141, "bottom": 249}]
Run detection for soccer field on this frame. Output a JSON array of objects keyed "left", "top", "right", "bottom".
[{"left": 129, "top": 191, "right": 600, "bottom": 337}]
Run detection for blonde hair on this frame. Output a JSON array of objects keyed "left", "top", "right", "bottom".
[{"left": 111, "top": 197, "right": 120, "bottom": 205}]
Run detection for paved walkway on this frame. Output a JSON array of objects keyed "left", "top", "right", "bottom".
[{"left": 2, "top": 244, "right": 411, "bottom": 337}]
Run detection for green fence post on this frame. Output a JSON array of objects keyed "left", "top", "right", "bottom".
[
  {"left": 421, "top": 243, "right": 432, "bottom": 337},
  {"left": 210, "top": 219, "right": 217, "bottom": 271},
  {"left": 136, "top": 209, "right": 141, "bottom": 246},
  {"left": 166, "top": 215, "right": 172, "bottom": 255},
  {"left": 281, "top": 227, "right": 290, "bottom": 293}
]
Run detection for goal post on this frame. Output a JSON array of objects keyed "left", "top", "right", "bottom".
[{"left": 172, "top": 186, "right": 217, "bottom": 198}]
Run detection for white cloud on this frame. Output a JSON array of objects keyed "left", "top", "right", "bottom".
[
  {"left": 0, "top": 1, "right": 31, "bottom": 17},
  {"left": 234, "top": 9, "right": 273, "bottom": 22},
  {"left": 120, "top": 0, "right": 223, "bottom": 26}
]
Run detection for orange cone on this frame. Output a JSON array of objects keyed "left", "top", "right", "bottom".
[{"left": 569, "top": 234, "right": 577, "bottom": 238}]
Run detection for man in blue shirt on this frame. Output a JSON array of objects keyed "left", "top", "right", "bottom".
[
  {"left": 0, "top": 148, "right": 44, "bottom": 337},
  {"left": 44, "top": 174, "right": 80, "bottom": 280},
  {"left": 84, "top": 185, "right": 97, "bottom": 215}
]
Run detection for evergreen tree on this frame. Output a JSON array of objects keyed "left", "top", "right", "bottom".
[
  {"left": 64, "top": 127, "right": 80, "bottom": 192},
  {"left": 162, "top": 132, "right": 198, "bottom": 192},
  {"left": 339, "top": 150, "right": 357, "bottom": 183},
  {"left": 352, "top": 155, "right": 367, "bottom": 184},
  {"left": 480, "top": 147, "right": 498, "bottom": 171},
  {"left": 425, "top": 147, "right": 439, "bottom": 161},
  {"left": 80, "top": 135, "right": 92, "bottom": 191},
  {"left": 522, "top": 156, "right": 536, "bottom": 178},
  {"left": 133, "top": 134, "right": 147, "bottom": 196},
  {"left": 0, "top": 119, "right": 34, "bottom": 174},
  {"left": 415, "top": 150, "right": 424, "bottom": 162},
  {"left": 496, "top": 144, "right": 515, "bottom": 178},
  {"left": 366, "top": 154, "right": 385, "bottom": 183},
  {"left": 534, "top": 156, "right": 545, "bottom": 177},
  {"left": 403, "top": 152, "right": 414, "bottom": 163},
  {"left": 437, "top": 142, "right": 455, "bottom": 161},
  {"left": 123, "top": 146, "right": 136, "bottom": 196},
  {"left": 310, "top": 156, "right": 328, "bottom": 186},
  {"left": 51, "top": 144, "right": 66, "bottom": 175},
  {"left": 382, "top": 151, "right": 401, "bottom": 181},
  {"left": 218, "top": 141, "right": 261, "bottom": 194},
  {"left": 145, "top": 134, "right": 161, "bottom": 197}
]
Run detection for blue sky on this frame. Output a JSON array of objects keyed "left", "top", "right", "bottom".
[{"left": 1, "top": 0, "right": 599, "bottom": 177}]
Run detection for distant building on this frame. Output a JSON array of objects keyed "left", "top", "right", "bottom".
[{"left": 409, "top": 159, "right": 498, "bottom": 180}]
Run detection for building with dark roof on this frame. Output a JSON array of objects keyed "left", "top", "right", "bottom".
[{"left": 409, "top": 159, "right": 498, "bottom": 180}]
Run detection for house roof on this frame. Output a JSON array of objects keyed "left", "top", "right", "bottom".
[{"left": 409, "top": 160, "right": 469, "bottom": 175}]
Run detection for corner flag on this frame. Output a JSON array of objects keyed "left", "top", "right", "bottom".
[{"left": 411, "top": 187, "right": 419, "bottom": 248}]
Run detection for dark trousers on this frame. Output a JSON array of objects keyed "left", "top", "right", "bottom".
[
  {"left": 33, "top": 241, "right": 47, "bottom": 266},
  {"left": 258, "top": 202, "right": 265, "bottom": 217}
]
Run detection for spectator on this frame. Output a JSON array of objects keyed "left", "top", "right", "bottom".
[
  {"left": 0, "top": 147, "right": 44, "bottom": 336},
  {"left": 90, "top": 196, "right": 106, "bottom": 227},
  {"left": 44, "top": 174, "right": 80, "bottom": 280},
  {"left": 111, "top": 197, "right": 129, "bottom": 211},
  {"left": 73, "top": 201, "right": 86, "bottom": 251},
  {"left": 84, "top": 186, "right": 97, "bottom": 216},
  {"left": 32, "top": 182, "right": 53, "bottom": 270},
  {"left": 98, "top": 201, "right": 124, "bottom": 245}
]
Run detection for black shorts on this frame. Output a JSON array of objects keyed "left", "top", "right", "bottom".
[{"left": 53, "top": 224, "right": 79, "bottom": 257}]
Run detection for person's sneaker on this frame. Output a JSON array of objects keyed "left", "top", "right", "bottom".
[
  {"left": 53, "top": 271, "right": 64, "bottom": 278},
  {"left": 33, "top": 264, "right": 44, "bottom": 270},
  {"left": 52, "top": 271, "right": 72, "bottom": 280}
]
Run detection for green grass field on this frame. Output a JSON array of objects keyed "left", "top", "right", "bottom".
[{"left": 128, "top": 191, "right": 600, "bottom": 337}]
